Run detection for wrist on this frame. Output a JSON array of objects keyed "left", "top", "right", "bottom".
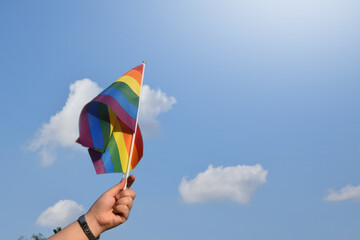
[{"left": 83, "top": 212, "right": 103, "bottom": 238}]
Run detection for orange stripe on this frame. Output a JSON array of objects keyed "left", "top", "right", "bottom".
[
  {"left": 124, "top": 69, "right": 142, "bottom": 85},
  {"left": 131, "top": 148, "right": 139, "bottom": 169},
  {"left": 119, "top": 122, "right": 132, "bottom": 152},
  {"left": 117, "top": 116, "right": 143, "bottom": 171}
]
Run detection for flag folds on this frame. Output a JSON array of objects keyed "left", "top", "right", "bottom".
[{"left": 77, "top": 64, "right": 144, "bottom": 174}]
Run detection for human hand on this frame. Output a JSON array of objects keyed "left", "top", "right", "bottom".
[{"left": 84, "top": 175, "right": 136, "bottom": 237}]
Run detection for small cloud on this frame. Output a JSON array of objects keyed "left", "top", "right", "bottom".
[
  {"left": 324, "top": 184, "right": 360, "bottom": 202},
  {"left": 179, "top": 164, "right": 268, "bottom": 204},
  {"left": 28, "top": 78, "right": 176, "bottom": 165},
  {"left": 36, "top": 200, "right": 85, "bottom": 227},
  {"left": 139, "top": 85, "right": 176, "bottom": 136}
]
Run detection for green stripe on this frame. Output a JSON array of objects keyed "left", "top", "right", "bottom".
[
  {"left": 108, "top": 134, "right": 122, "bottom": 172},
  {"left": 109, "top": 82, "right": 139, "bottom": 107},
  {"left": 97, "top": 103, "right": 110, "bottom": 149}
]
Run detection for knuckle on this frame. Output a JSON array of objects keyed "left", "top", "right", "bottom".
[
  {"left": 115, "top": 204, "right": 127, "bottom": 213},
  {"left": 131, "top": 190, "right": 136, "bottom": 199}
]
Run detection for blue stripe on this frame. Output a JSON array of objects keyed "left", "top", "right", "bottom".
[
  {"left": 99, "top": 88, "right": 138, "bottom": 119},
  {"left": 88, "top": 102, "right": 104, "bottom": 151},
  {"left": 101, "top": 146, "right": 115, "bottom": 173}
]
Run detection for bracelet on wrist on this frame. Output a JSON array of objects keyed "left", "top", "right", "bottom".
[{"left": 77, "top": 214, "right": 100, "bottom": 240}]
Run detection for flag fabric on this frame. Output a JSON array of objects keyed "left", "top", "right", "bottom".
[{"left": 77, "top": 64, "right": 144, "bottom": 174}]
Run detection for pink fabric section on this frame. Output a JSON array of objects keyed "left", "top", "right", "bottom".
[{"left": 78, "top": 103, "right": 94, "bottom": 148}]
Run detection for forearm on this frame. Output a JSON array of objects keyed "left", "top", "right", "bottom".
[
  {"left": 48, "top": 176, "right": 135, "bottom": 240},
  {"left": 48, "top": 214, "right": 102, "bottom": 240}
]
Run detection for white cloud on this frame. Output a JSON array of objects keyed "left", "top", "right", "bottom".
[
  {"left": 29, "top": 79, "right": 102, "bottom": 166},
  {"left": 179, "top": 164, "right": 268, "bottom": 204},
  {"left": 324, "top": 184, "right": 360, "bottom": 202},
  {"left": 36, "top": 200, "right": 85, "bottom": 227},
  {"left": 139, "top": 85, "right": 177, "bottom": 136},
  {"left": 29, "top": 79, "right": 176, "bottom": 166}
]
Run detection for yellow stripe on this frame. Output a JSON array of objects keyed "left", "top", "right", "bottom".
[
  {"left": 112, "top": 120, "right": 130, "bottom": 172},
  {"left": 108, "top": 107, "right": 115, "bottom": 137},
  {"left": 115, "top": 75, "right": 141, "bottom": 96},
  {"left": 109, "top": 108, "right": 129, "bottom": 172}
]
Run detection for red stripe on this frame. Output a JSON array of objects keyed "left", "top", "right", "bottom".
[
  {"left": 131, "top": 125, "right": 143, "bottom": 169},
  {"left": 135, "top": 125, "right": 143, "bottom": 158},
  {"left": 132, "top": 64, "right": 144, "bottom": 75}
]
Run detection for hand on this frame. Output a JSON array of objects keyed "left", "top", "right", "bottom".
[{"left": 84, "top": 175, "right": 136, "bottom": 237}]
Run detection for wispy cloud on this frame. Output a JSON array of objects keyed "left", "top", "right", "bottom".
[
  {"left": 36, "top": 200, "right": 85, "bottom": 227},
  {"left": 28, "top": 79, "right": 176, "bottom": 166},
  {"left": 324, "top": 184, "right": 360, "bottom": 202},
  {"left": 179, "top": 164, "right": 268, "bottom": 204},
  {"left": 139, "top": 85, "right": 176, "bottom": 136}
]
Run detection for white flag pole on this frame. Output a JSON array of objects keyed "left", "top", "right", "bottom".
[{"left": 123, "top": 61, "right": 146, "bottom": 190}]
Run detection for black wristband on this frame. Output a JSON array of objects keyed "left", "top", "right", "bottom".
[{"left": 77, "top": 214, "right": 100, "bottom": 240}]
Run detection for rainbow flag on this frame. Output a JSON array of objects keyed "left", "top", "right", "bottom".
[{"left": 77, "top": 64, "right": 144, "bottom": 174}]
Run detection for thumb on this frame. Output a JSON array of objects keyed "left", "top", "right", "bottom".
[{"left": 105, "top": 178, "right": 126, "bottom": 196}]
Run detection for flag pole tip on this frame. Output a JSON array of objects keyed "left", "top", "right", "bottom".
[{"left": 142, "top": 60, "right": 147, "bottom": 64}]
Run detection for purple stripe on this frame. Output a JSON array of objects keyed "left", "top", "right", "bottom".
[
  {"left": 88, "top": 149, "right": 106, "bottom": 174},
  {"left": 93, "top": 94, "right": 136, "bottom": 132},
  {"left": 78, "top": 103, "right": 94, "bottom": 148}
]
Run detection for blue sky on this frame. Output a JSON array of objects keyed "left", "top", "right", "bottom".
[{"left": 1, "top": 0, "right": 360, "bottom": 239}]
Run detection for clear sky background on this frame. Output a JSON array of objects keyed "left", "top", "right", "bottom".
[{"left": 1, "top": 0, "right": 360, "bottom": 239}]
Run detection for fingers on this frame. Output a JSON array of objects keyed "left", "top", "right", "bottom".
[
  {"left": 116, "top": 196, "right": 134, "bottom": 210},
  {"left": 113, "top": 205, "right": 130, "bottom": 221},
  {"left": 120, "top": 189, "right": 136, "bottom": 199},
  {"left": 127, "top": 175, "right": 135, "bottom": 188},
  {"left": 113, "top": 196, "right": 134, "bottom": 221},
  {"left": 115, "top": 189, "right": 136, "bottom": 201}
]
